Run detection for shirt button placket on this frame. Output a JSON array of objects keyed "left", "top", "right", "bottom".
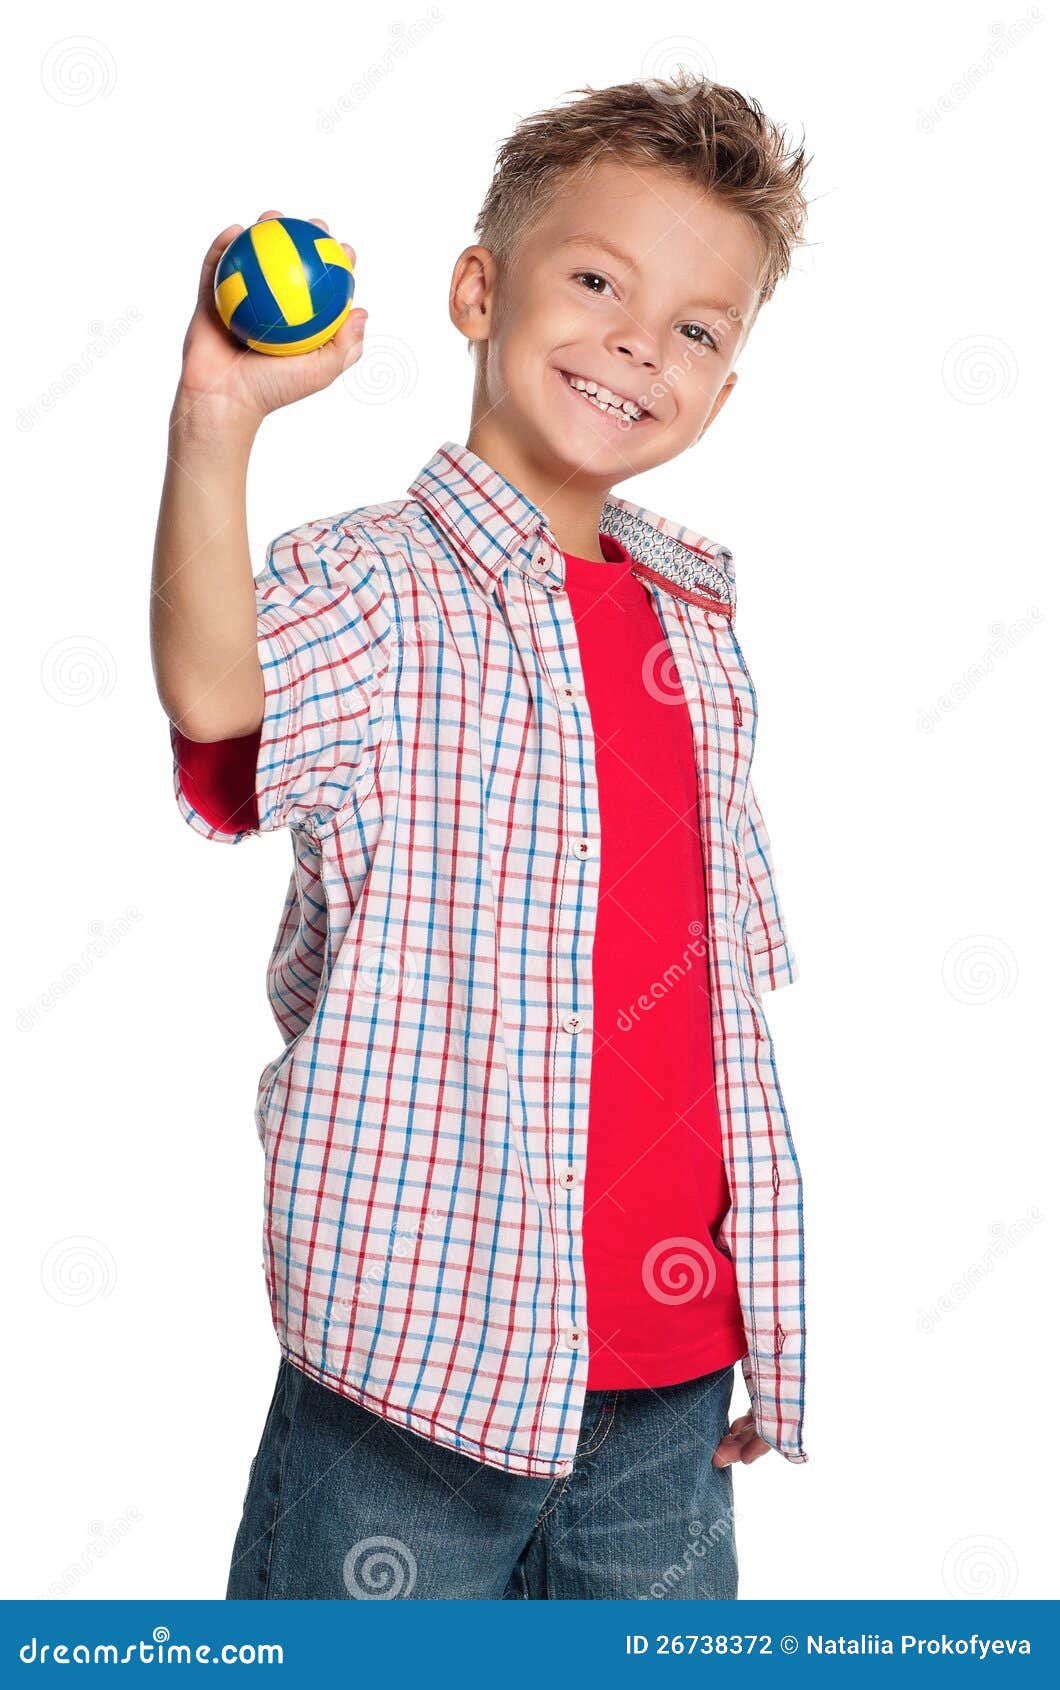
[{"left": 545, "top": 554, "right": 593, "bottom": 1411}]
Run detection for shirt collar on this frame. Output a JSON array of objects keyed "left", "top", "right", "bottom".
[{"left": 407, "top": 440, "right": 736, "bottom": 616}]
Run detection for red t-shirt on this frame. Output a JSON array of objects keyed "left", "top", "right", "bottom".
[
  {"left": 562, "top": 535, "right": 746, "bottom": 1389},
  {"left": 172, "top": 531, "right": 747, "bottom": 1391}
]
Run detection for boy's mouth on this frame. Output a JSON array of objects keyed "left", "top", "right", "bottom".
[{"left": 556, "top": 367, "right": 655, "bottom": 427}]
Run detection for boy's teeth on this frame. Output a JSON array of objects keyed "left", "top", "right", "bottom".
[{"left": 564, "top": 372, "right": 644, "bottom": 419}]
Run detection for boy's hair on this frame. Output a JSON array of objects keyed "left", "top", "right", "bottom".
[{"left": 472, "top": 71, "right": 812, "bottom": 334}]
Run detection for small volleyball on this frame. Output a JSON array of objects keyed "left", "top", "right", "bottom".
[{"left": 213, "top": 216, "right": 355, "bottom": 356}]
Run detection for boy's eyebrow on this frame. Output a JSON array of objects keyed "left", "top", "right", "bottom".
[{"left": 557, "top": 233, "right": 744, "bottom": 321}]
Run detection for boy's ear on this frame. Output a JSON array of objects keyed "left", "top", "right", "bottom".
[
  {"left": 450, "top": 245, "right": 496, "bottom": 349},
  {"left": 693, "top": 371, "right": 737, "bottom": 445}
]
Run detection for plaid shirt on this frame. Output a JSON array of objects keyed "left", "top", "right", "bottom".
[{"left": 169, "top": 440, "right": 808, "bottom": 1478}]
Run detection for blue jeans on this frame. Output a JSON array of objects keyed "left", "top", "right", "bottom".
[{"left": 225, "top": 1356, "right": 738, "bottom": 1600}]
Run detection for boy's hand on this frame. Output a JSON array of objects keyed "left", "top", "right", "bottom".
[
  {"left": 173, "top": 210, "right": 369, "bottom": 437},
  {"left": 712, "top": 1409, "right": 771, "bottom": 1466}
]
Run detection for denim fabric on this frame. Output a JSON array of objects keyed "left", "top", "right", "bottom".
[{"left": 225, "top": 1356, "right": 738, "bottom": 1600}]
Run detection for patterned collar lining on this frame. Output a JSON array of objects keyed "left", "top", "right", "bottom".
[{"left": 409, "top": 441, "right": 735, "bottom": 616}]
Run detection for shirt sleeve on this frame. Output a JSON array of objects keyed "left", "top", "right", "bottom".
[
  {"left": 168, "top": 518, "right": 392, "bottom": 844},
  {"left": 740, "top": 780, "right": 799, "bottom": 991}
]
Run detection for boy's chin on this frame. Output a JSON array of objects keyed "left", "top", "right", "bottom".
[{"left": 537, "top": 419, "right": 645, "bottom": 471}]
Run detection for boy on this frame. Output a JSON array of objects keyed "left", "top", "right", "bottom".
[{"left": 151, "top": 72, "right": 811, "bottom": 1601}]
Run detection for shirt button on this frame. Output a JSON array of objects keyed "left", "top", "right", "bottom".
[
  {"left": 532, "top": 552, "right": 550, "bottom": 572},
  {"left": 561, "top": 1011, "right": 589, "bottom": 1035},
  {"left": 570, "top": 838, "right": 592, "bottom": 859},
  {"left": 561, "top": 684, "right": 580, "bottom": 700},
  {"left": 559, "top": 1167, "right": 577, "bottom": 1188},
  {"left": 566, "top": 1326, "right": 583, "bottom": 1348}
]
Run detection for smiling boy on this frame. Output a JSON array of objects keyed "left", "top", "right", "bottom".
[{"left": 152, "top": 72, "right": 811, "bottom": 1600}]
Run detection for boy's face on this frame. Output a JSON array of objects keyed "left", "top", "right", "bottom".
[{"left": 454, "top": 158, "right": 763, "bottom": 491}]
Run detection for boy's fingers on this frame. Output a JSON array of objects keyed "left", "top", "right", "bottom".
[
  {"left": 326, "top": 306, "right": 369, "bottom": 373},
  {"left": 711, "top": 1411, "right": 762, "bottom": 1467},
  {"left": 737, "top": 1436, "right": 771, "bottom": 1464}
]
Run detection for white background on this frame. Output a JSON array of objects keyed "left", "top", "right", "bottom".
[{"left": 9, "top": 0, "right": 1056, "bottom": 1602}]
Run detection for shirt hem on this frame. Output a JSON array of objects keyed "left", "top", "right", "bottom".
[{"left": 278, "top": 1343, "right": 576, "bottom": 1480}]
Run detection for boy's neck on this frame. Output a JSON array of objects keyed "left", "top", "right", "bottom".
[{"left": 464, "top": 425, "right": 612, "bottom": 563}]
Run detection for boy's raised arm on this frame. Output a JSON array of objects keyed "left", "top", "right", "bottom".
[{"left": 150, "top": 213, "right": 368, "bottom": 744}]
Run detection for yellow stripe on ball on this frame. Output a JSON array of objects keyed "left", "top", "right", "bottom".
[
  {"left": 313, "top": 236, "right": 353, "bottom": 273},
  {"left": 250, "top": 220, "right": 315, "bottom": 326},
  {"left": 215, "top": 270, "right": 248, "bottom": 330}
]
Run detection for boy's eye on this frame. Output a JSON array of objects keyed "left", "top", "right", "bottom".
[
  {"left": 574, "top": 270, "right": 613, "bottom": 296},
  {"left": 572, "top": 273, "right": 719, "bottom": 352},
  {"left": 681, "top": 323, "right": 719, "bottom": 351}
]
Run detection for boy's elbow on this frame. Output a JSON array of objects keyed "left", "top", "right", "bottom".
[
  {"left": 161, "top": 662, "right": 266, "bottom": 744},
  {"left": 165, "top": 692, "right": 264, "bottom": 744}
]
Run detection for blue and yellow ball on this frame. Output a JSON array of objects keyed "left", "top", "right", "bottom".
[{"left": 214, "top": 217, "right": 355, "bottom": 356}]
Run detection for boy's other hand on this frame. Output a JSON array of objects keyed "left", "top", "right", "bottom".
[
  {"left": 173, "top": 211, "right": 369, "bottom": 438},
  {"left": 712, "top": 1409, "right": 772, "bottom": 1466}
]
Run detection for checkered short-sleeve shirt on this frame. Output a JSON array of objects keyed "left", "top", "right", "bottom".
[{"left": 168, "top": 440, "right": 807, "bottom": 1478}]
